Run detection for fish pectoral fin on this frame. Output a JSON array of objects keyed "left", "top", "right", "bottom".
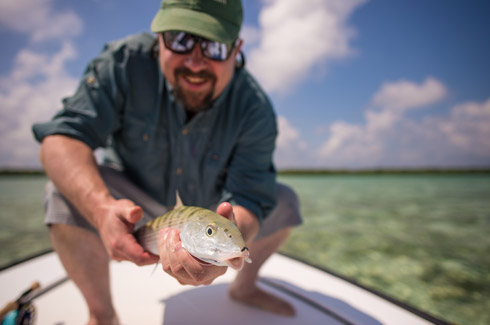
[{"left": 150, "top": 260, "right": 160, "bottom": 276}]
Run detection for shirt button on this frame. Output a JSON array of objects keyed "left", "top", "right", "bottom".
[
  {"left": 142, "top": 134, "right": 149, "bottom": 141},
  {"left": 176, "top": 167, "right": 183, "bottom": 175},
  {"left": 86, "top": 76, "right": 95, "bottom": 85},
  {"left": 181, "top": 128, "right": 189, "bottom": 135}
]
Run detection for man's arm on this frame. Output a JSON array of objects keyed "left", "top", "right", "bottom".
[
  {"left": 40, "top": 135, "right": 110, "bottom": 224},
  {"left": 230, "top": 205, "right": 259, "bottom": 244},
  {"left": 40, "top": 135, "right": 158, "bottom": 265}
]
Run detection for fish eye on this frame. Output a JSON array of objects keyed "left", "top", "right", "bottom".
[{"left": 205, "top": 224, "right": 216, "bottom": 237}]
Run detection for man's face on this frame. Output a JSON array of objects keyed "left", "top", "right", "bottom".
[{"left": 158, "top": 33, "right": 242, "bottom": 113}]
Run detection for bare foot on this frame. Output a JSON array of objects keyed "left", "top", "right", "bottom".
[
  {"left": 87, "top": 312, "right": 120, "bottom": 325},
  {"left": 229, "top": 283, "right": 295, "bottom": 317}
]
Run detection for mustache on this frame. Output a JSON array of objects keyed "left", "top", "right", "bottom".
[{"left": 174, "top": 67, "right": 216, "bottom": 82}]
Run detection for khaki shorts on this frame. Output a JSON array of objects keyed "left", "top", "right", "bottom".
[{"left": 43, "top": 166, "right": 302, "bottom": 241}]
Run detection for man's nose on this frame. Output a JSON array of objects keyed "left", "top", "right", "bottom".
[{"left": 184, "top": 44, "right": 207, "bottom": 71}]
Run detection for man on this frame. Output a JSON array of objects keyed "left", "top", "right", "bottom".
[{"left": 33, "top": 0, "right": 302, "bottom": 323}]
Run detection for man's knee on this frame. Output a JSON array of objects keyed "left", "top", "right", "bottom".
[
  {"left": 276, "top": 183, "right": 300, "bottom": 212},
  {"left": 49, "top": 223, "right": 90, "bottom": 238},
  {"left": 43, "top": 181, "right": 98, "bottom": 233},
  {"left": 254, "top": 183, "right": 302, "bottom": 241}
]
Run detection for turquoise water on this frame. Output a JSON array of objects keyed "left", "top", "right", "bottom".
[
  {"left": 1, "top": 173, "right": 489, "bottom": 324},
  {"left": 278, "top": 174, "right": 490, "bottom": 325},
  {"left": 0, "top": 175, "right": 51, "bottom": 267}
]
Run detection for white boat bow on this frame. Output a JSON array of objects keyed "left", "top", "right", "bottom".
[{"left": 1, "top": 252, "right": 445, "bottom": 324}]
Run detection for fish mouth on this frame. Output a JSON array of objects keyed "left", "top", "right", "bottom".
[
  {"left": 222, "top": 248, "right": 249, "bottom": 261},
  {"left": 222, "top": 247, "right": 251, "bottom": 271},
  {"left": 190, "top": 246, "right": 252, "bottom": 270},
  {"left": 240, "top": 247, "right": 251, "bottom": 263},
  {"left": 191, "top": 250, "right": 252, "bottom": 271},
  {"left": 225, "top": 258, "right": 242, "bottom": 270}
]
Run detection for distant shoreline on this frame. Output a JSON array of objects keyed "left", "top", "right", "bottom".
[
  {"left": 0, "top": 169, "right": 46, "bottom": 175},
  {"left": 278, "top": 168, "right": 490, "bottom": 175},
  {"left": 2, "top": 168, "right": 490, "bottom": 176}
]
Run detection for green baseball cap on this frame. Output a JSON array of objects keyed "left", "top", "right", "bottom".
[{"left": 151, "top": 0, "right": 243, "bottom": 43}]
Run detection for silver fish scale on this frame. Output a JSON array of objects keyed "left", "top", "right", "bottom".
[{"left": 134, "top": 206, "right": 216, "bottom": 254}]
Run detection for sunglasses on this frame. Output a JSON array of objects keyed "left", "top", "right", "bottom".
[{"left": 161, "top": 31, "right": 237, "bottom": 61}]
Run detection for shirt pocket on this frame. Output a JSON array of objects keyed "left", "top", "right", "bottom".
[{"left": 121, "top": 117, "right": 168, "bottom": 151}]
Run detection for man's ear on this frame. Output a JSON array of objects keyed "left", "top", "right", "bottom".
[
  {"left": 234, "top": 38, "right": 243, "bottom": 51},
  {"left": 234, "top": 39, "right": 245, "bottom": 68}
]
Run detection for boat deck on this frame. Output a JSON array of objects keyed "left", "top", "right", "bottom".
[{"left": 1, "top": 252, "right": 434, "bottom": 324}]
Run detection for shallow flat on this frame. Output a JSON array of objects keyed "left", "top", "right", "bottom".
[{"left": 0, "top": 252, "right": 433, "bottom": 324}]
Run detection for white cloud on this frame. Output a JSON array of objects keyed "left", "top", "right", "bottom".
[
  {"left": 0, "top": 0, "right": 82, "bottom": 168},
  {"left": 245, "top": 0, "right": 366, "bottom": 94},
  {"left": 0, "top": 42, "right": 79, "bottom": 168},
  {"left": 371, "top": 77, "right": 448, "bottom": 112},
  {"left": 276, "top": 116, "right": 301, "bottom": 148},
  {"left": 318, "top": 77, "right": 448, "bottom": 164},
  {"left": 0, "top": 0, "right": 83, "bottom": 42},
  {"left": 240, "top": 25, "right": 261, "bottom": 49},
  {"left": 315, "top": 78, "right": 490, "bottom": 168},
  {"left": 438, "top": 99, "right": 490, "bottom": 157},
  {"left": 274, "top": 116, "right": 308, "bottom": 168}
]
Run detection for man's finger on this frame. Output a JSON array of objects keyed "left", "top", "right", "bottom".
[
  {"left": 158, "top": 228, "right": 226, "bottom": 285},
  {"left": 172, "top": 230, "right": 226, "bottom": 283},
  {"left": 165, "top": 230, "right": 193, "bottom": 279},
  {"left": 117, "top": 205, "right": 143, "bottom": 224},
  {"left": 216, "top": 202, "right": 234, "bottom": 221},
  {"left": 120, "top": 233, "right": 159, "bottom": 265},
  {"left": 164, "top": 229, "right": 212, "bottom": 284},
  {"left": 127, "top": 206, "right": 144, "bottom": 223}
]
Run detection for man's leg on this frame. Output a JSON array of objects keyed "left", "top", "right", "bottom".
[
  {"left": 229, "top": 183, "right": 302, "bottom": 316},
  {"left": 229, "top": 227, "right": 294, "bottom": 316},
  {"left": 43, "top": 166, "right": 167, "bottom": 324},
  {"left": 50, "top": 224, "right": 117, "bottom": 324}
]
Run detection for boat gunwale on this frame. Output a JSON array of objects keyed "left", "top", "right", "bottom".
[
  {"left": 278, "top": 252, "right": 451, "bottom": 325},
  {"left": 2, "top": 249, "right": 451, "bottom": 324}
]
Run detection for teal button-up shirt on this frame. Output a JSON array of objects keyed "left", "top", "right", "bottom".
[{"left": 32, "top": 33, "right": 277, "bottom": 222}]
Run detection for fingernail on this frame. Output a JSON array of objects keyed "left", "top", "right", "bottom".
[{"left": 130, "top": 207, "right": 140, "bottom": 222}]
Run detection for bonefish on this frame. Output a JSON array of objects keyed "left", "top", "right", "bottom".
[{"left": 135, "top": 194, "right": 251, "bottom": 270}]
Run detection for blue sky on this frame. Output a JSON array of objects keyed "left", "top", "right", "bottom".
[{"left": 1, "top": 0, "right": 489, "bottom": 169}]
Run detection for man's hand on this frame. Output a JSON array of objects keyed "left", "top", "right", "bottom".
[
  {"left": 95, "top": 198, "right": 159, "bottom": 266},
  {"left": 39, "top": 136, "right": 159, "bottom": 266},
  {"left": 157, "top": 202, "right": 247, "bottom": 285},
  {"left": 158, "top": 228, "right": 227, "bottom": 285}
]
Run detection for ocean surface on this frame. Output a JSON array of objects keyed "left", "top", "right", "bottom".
[{"left": 1, "top": 173, "right": 489, "bottom": 325}]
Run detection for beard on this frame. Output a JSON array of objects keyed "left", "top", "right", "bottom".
[{"left": 173, "top": 67, "right": 217, "bottom": 114}]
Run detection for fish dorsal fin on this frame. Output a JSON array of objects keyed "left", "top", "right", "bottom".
[{"left": 175, "top": 191, "right": 184, "bottom": 209}]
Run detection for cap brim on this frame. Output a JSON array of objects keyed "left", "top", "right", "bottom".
[{"left": 151, "top": 8, "right": 239, "bottom": 43}]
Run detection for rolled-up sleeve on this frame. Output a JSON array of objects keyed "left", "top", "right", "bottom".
[
  {"left": 32, "top": 43, "right": 125, "bottom": 149},
  {"left": 225, "top": 104, "right": 277, "bottom": 223}
]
